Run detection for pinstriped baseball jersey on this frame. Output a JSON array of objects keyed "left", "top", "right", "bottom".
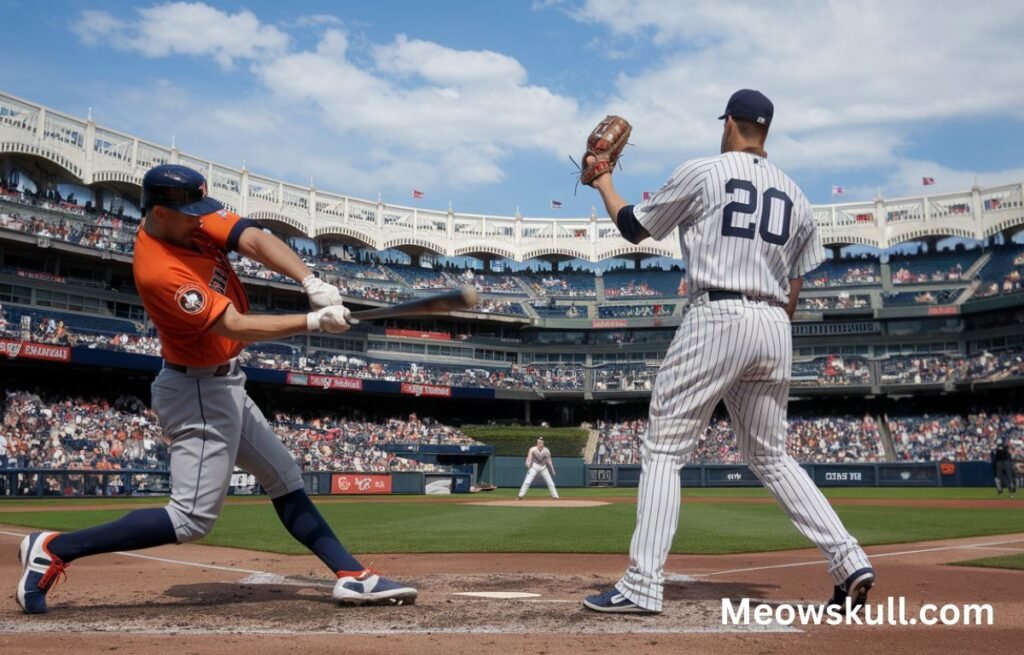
[
  {"left": 634, "top": 151, "right": 824, "bottom": 303},
  {"left": 529, "top": 446, "right": 551, "bottom": 467}
]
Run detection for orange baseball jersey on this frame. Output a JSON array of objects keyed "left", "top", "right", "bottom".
[{"left": 133, "top": 209, "right": 257, "bottom": 367}]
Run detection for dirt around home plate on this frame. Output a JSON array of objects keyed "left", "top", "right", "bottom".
[{"left": 0, "top": 500, "right": 1022, "bottom": 654}]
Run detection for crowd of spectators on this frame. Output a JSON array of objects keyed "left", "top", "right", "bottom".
[
  {"left": 593, "top": 415, "right": 884, "bottom": 465},
  {"left": 2, "top": 391, "right": 166, "bottom": 471},
  {"left": 889, "top": 412, "right": 1024, "bottom": 462},
  {"left": 880, "top": 350, "right": 1024, "bottom": 385},
  {"left": 267, "top": 413, "right": 470, "bottom": 473},
  {"left": 527, "top": 274, "right": 596, "bottom": 298},
  {"left": 791, "top": 356, "right": 871, "bottom": 387},
  {"left": 530, "top": 301, "right": 584, "bottom": 318},
  {"left": 883, "top": 288, "right": 963, "bottom": 306},
  {"left": 604, "top": 280, "right": 659, "bottom": 298},
  {"left": 891, "top": 264, "right": 964, "bottom": 285},
  {"left": 0, "top": 390, "right": 481, "bottom": 476},
  {"left": 803, "top": 262, "right": 880, "bottom": 287},
  {"left": 798, "top": 295, "right": 870, "bottom": 311},
  {"left": 593, "top": 365, "right": 658, "bottom": 392},
  {"left": 456, "top": 270, "right": 523, "bottom": 295},
  {"left": 974, "top": 249, "right": 1024, "bottom": 299},
  {"left": 598, "top": 304, "right": 675, "bottom": 318}
]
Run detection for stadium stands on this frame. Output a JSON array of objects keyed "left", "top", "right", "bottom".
[
  {"left": 798, "top": 294, "right": 871, "bottom": 311},
  {"left": 525, "top": 272, "right": 596, "bottom": 298},
  {"left": 529, "top": 302, "right": 586, "bottom": 318},
  {"left": 597, "top": 304, "right": 675, "bottom": 318},
  {"left": 889, "top": 250, "right": 976, "bottom": 285},
  {"left": 973, "top": 246, "right": 1024, "bottom": 299},
  {"left": 594, "top": 415, "right": 885, "bottom": 465},
  {"left": 1, "top": 390, "right": 476, "bottom": 473},
  {"left": 603, "top": 270, "right": 683, "bottom": 298},
  {"left": 593, "top": 364, "right": 658, "bottom": 392},
  {"left": 883, "top": 288, "right": 964, "bottom": 306},
  {"left": 802, "top": 258, "right": 880, "bottom": 287},
  {"left": 791, "top": 356, "right": 871, "bottom": 387},
  {"left": 889, "top": 412, "right": 1024, "bottom": 462}
]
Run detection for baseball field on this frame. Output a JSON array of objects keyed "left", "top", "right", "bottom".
[{"left": 1, "top": 487, "right": 1021, "bottom": 654}]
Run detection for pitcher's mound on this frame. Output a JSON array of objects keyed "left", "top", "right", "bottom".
[{"left": 465, "top": 499, "right": 609, "bottom": 508}]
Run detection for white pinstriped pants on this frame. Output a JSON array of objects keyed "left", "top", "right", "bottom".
[
  {"left": 616, "top": 298, "right": 871, "bottom": 612},
  {"left": 518, "top": 463, "right": 559, "bottom": 498}
]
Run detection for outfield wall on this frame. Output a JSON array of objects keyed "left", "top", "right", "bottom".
[
  {"left": 584, "top": 461, "right": 1002, "bottom": 488},
  {"left": 0, "top": 461, "right": 1007, "bottom": 498}
]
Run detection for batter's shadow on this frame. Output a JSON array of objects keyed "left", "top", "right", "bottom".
[{"left": 159, "top": 581, "right": 341, "bottom": 607}]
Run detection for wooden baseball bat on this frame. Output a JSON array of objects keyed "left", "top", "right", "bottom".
[{"left": 350, "top": 285, "right": 480, "bottom": 321}]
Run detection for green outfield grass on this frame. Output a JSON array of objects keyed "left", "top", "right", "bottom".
[
  {"left": 949, "top": 553, "right": 1024, "bottom": 571},
  {"left": 0, "top": 488, "right": 1021, "bottom": 555}
]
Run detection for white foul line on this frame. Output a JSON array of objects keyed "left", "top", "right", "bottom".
[
  {"left": 687, "top": 537, "right": 1024, "bottom": 578},
  {"left": 0, "top": 529, "right": 273, "bottom": 576}
]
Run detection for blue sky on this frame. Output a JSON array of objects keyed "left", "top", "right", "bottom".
[{"left": 5, "top": 0, "right": 1024, "bottom": 219}]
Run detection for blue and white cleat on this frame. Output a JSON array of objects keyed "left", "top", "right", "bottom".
[
  {"left": 333, "top": 569, "right": 417, "bottom": 606},
  {"left": 583, "top": 588, "right": 659, "bottom": 614},
  {"left": 17, "top": 531, "right": 68, "bottom": 614},
  {"left": 827, "top": 567, "right": 875, "bottom": 613}
]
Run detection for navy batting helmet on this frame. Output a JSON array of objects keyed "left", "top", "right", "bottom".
[{"left": 141, "top": 164, "right": 223, "bottom": 216}]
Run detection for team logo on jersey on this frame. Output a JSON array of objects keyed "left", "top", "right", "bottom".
[{"left": 174, "top": 284, "right": 207, "bottom": 315}]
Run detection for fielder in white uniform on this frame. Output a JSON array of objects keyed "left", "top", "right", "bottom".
[
  {"left": 582, "top": 90, "right": 874, "bottom": 614},
  {"left": 517, "top": 437, "right": 559, "bottom": 500}
]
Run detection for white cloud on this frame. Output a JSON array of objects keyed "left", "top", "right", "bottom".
[
  {"left": 373, "top": 35, "right": 528, "bottom": 87},
  {"left": 254, "top": 29, "right": 582, "bottom": 186},
  {"left": 70, "top": 4, "right": 588, "bottom": 193},
  {"left": 69, "top": 1, "right": 1024, "bottom": 207},
  {"left": 72, "top": 2, "right": 289, "bottom": 69},
  {"left": 569, "top": 0, "right": 1024, "bottom": 174}
]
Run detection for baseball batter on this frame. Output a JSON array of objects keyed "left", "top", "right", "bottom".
[
  {"left": 580, "top": 90, "right": 874, "bottom": 614},
  {"left": 992, "top": 438, "right": 1016, "bottom": 497},
  {"left": 16, "top": 164, "right": 416, "bottom": 614},
  {"left": 517, "top": 437, "right": 560, "bottom": 500}
]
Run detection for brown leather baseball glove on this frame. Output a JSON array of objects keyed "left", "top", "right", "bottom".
[{"left": 578, "top": 115, "right": 632, "bottom": 186}]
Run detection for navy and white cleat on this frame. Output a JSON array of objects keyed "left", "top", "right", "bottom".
[
  {"left": 333, "top": 569, "right": 417, "bottom": 606},
  {"left": 583, "top": 588, "right": 659, "bottom": 614},
  {"left": 16, "top": 531, "right": 68, "bottom": 614},
  {"left": 827, "top": 567, "right": 875, "bottom": 614}
]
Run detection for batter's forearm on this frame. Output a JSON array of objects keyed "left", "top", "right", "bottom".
[
  {"left": 210, "top": 306, "right": 311, "bottom": 343},
  {"left": 237, "top": 228, "right": 312, "bottom": 284}
]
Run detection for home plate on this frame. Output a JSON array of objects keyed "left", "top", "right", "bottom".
[{"left": 452, "top": 592, "right": 542, "bottom": 599}]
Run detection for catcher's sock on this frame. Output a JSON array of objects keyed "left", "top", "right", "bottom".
[
  {"left": 47, "top": 508, "right": 178, "bottom": 563},
  {"left": 272, "top": 488, "right": 362, "bottom": 573}
]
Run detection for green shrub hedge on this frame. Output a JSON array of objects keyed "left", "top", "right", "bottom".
[{"left": 460, "top": 426, "right": 589, "bottom": 456}]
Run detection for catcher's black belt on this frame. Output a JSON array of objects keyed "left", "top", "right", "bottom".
[
  {"left": 707, "top": 290, "right": 744, "bottom": 301},
  {"left": 705, "top": 289, "right": 786, "bottom": 308}
]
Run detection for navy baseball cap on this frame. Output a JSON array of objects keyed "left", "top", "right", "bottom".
[
  {"left": 718, "top": 89, "right": 774, "bottom": 127},
  {"left": 141, "top": 164, "right": 223, "bottom": 216}
]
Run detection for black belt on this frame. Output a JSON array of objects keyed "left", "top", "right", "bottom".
[
  {"left": 164, "top": 361, "right": 232, "bottom": 377},
  {"left": 706, "top": 290, "right": 744, "bottom": 301},
  {"left": 705, "top": 289, "right": 785, "bottom": 307}
]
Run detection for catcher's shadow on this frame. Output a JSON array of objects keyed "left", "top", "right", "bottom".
[{"left": 582, "top": 578, "right": 776, "bottom": 602}]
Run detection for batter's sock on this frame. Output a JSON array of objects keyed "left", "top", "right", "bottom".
[
  {"left": 47, "top": 508, "right": 178, "bottom": 564},
  {"left": 271, "top": 488, "right": 363, "bottom": 573}
]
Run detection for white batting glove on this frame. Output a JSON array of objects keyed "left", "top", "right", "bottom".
[
  {"left": 302, "top": 274, "right": 344, "bottom": 310},
  {"left": 306, "top": 305, "right": 358, "bottom": 333}
]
